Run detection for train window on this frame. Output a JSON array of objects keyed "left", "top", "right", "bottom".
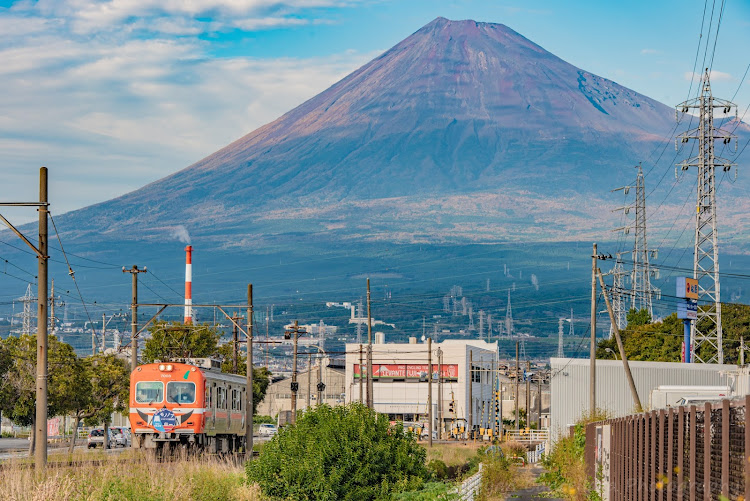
[
  {"left": 135, "top": 381, "right": 164, "bottom": 404},
  {"left": 166, "top": 382, "right": 196, "bottom": 404},
  {"left": 218, "top": 387, "right": 225, "bottom": 409},
  {"left": 205, "top": 386, "right": 211, "bottom": 408}
]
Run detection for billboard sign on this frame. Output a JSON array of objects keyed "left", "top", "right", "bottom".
[
  {"left": 676, "top": 277, "right": 699, "bottom": 300},
  {"left": 677, "top": 300, "right": 698, "bottom": 320},
  {"left": 354, "top": 363, "right": 458, "bottom": 382}
]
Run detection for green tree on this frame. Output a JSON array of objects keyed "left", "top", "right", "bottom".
[
  {"left": 626, "top": 308, "right": 651, "bottom": 327},
  {"left": 142, "top": 321, "right": 220, "bottom": 363},
  {"left": 68, "top": 354, "right": 130, "bottom": 452},
  {"left": 216, "top": 343, "right": 272, "bottom": 414},
  {"left": 0, "top": 334, "right": 80, "bottom": 454},
  {"left": 247, "top": 404, "right": 429, "bottom": 500}
]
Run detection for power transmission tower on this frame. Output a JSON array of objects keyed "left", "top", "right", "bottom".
[
  {"left": 613, "top": 165, "right": 659, "bottom": 320},
  {"left": 468, "top": 304, "right": 475, "bottom": 330},
  {"left": 676, "top": 69, "right": 738, "bottom": 363},
  {"left": 504, "top": 289, "right": 513, "bottom": 338},
  {"left": 478, "top": 310, "right": 484, "bottom": 339},
  {"left": 631, "top": 164, "right": 659, "bottom": 317},
  {"left": 557, "top": 317, "right": 565, "bottom": 358},
  {"left": 568, "top": 307, "right": 575, "bottom": 339},
  {"left": 18, "top": 284, "right": 35, "bottom": 335}
]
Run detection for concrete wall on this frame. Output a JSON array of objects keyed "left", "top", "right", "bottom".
[{"left": 549, "top": 358, "right": 739, "bottom": 443}]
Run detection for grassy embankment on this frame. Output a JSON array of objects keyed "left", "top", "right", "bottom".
[{"left": 0, "top": 451, "right": 260, "bottom": 501}]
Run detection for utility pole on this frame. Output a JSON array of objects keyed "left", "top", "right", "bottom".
[
  {"left": 468, "top": 350, "right": 473, "bottom": 439},
  {"left": 437, "top": 347, "right": 443, "bottom": 439},
  {"left": 232, "top": 311, "right": 239, "bottom": 374},
  {"left": 427, "top": 337, "right": 433, "bottom": 447},
  {"left": 307, "top": 353, "right": 312, "bottom": 409},
  {"left": 590, "top": 243, "right": 597, "bottom": 415},
  {"left": 285, "top": 321, "right": 306, "bottom": 423},
  {"left": 102, "top": 313, "right": 106, "bottom": 353},
  {"left": 366, "top": 279, "right": 373, "bottom": 409},
  {"left": 515, "top": 341, "right": 519, "bottom": 430},
  {"left": 598, "top": 270, "right": 642, "bottom": 410},
  {"left": 537, "top": 376, "right": 542, "bottom": 429},
  {"left": 358, "top": 344, "right": 364, "bottom": 404},
  {"left": 36, "top": 167, "right": 48, "bottom": 470},
  {"left": 317, "top": 355, "right": 323, "bottom": 404},
  {"left": 676, "top": 69, "right": 737, "bottom": 364},
  {"left": 0, "top": 168, "right": 50, "bottom": 469},
  {"left": 265, "top": 306, "right": 269, "bottom": 368},
  {"left": 245, "top": 284, "right": 254, "bottom": 460},
  {"left": 525, "top": 361, "right": 530, "bottom": 428},
  {"left": 604, "top": 253, "right": 628, "bottom": 337},
  {"left": 122, "top": 265, "right": 146, "bottom": 373},
  {"left": 741, "top": 337, "right": 745, "bottom": 365}
]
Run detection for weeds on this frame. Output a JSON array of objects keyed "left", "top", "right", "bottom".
[{"left": 0, "top": 453, "right": 262, "bottom": 501}]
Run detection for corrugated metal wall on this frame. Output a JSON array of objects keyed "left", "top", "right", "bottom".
[{"left": 549, "top": 358, "right": 738, "bottom": 443}]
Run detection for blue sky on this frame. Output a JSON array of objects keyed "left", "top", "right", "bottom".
[{"left": 1, "top": 0, "right": 748, "bottom": 221}]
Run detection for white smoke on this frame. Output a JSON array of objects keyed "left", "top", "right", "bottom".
[
  {"left": 170, "top": 225, "right": 191, "bottom": 244},
  {"left": 531, "top": 274, "right": 539, "bottom": 291}
]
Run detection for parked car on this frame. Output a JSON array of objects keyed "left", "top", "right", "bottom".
[
  {"left": 111, "top": 427, "right": 131, "bottom": 447},
  {"left": 258, "top": 424, "right": 278, "bottom": 437},
  {"left": 87, "top": 428, "right": 127, "bottom": 448}
]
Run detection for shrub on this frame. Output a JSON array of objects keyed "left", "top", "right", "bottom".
[
  {"left": 246, "top": 403, "right": 429, "bottom": 500},
  {"left": 427, "top": 459, "right": 449, "bottom": 480}
]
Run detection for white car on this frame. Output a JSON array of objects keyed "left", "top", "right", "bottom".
[{"left": 258, "top": 424, "right": 278, "bottom": 437}]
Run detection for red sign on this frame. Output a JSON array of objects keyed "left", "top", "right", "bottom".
[{"left": 354, "top": 364, "right": 458, "bottom": 381}]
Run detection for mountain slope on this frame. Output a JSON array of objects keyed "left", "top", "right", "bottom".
[{"left": 56, "top": 17, "right": 748, "bottom": 248}]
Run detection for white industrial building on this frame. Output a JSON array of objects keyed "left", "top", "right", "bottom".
[
  {"left": 345, "top": 338, "right": 497, "bottom": 434},
  {"left": 549, "top": 358, "right": 746, "bottom": 443}
]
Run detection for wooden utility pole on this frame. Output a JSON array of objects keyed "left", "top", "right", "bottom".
[
  {"left": 122, "top": 265, "right": 147, "bottom": 373},
  {"left": 525, "top": 361, "right": 531, "bottom": 428},
  {"left": 515, "top": 341, "right": 520, "bottom": 430},
  {"left": 468, "top": 350, "right": 473, "bottom": 438},
  {"left": 437, "top": 347, "right": 443, "bottom": 439},
  {"left": 359, "top": 344, "right": 364, "bottom": 404},
  {"left": 427, "top": 337, "right": 433, "bottom": 447},
  {"left": 36, "top": 167, "right": 48, "bottom": 470},
  {"left": 537, "top": 376, "right": 542, "bottom": 429},
  {"left": 366, "top": 279, "right": 373, "bottom": 409},
  {"left": 317, "top": 356, "right": 324, "bottom": 404},
  {"left": 245, "top": 285, "right": 254, "bottom": 460},
  {"left": 597, "top": 270, "right": 642, "bottom": 411},
  {"left": 0, "top": 167, "right": 51, "bottom": 469},
  {"left": 741, "top": 337, "right": 745, "bottom": 365},
  {"left": 307, "top": 353, "right": 312, "bottom": 409},
  {"left": 265, "top": 306, "right": 269, "bottom": 368},
  {"left": 590, "top": 243, "right": 597, "bottom": 415},
  {"left": 102, "top": 313, "right": 106, "bottom": 352}
]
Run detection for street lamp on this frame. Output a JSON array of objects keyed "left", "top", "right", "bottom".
[{"left": 604, "top": 347, "right": 619, "bottom": 360}]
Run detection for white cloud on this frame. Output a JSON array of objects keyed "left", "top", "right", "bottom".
[
  {"left": 0, "top": 0, "right": 375, "bottom": 217},
  {"left": 640, "top": 48, "right": 660, "bottom": 55},
  {"left": 683, "top": 70, "right": 733, "bottom": 82}
]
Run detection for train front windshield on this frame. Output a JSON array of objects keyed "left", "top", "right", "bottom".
[
  {"left": 167, "top": 382, "right": 196, "bottom": 404},
  {"left": 135, "top": 381, "right": 164, "bottom": 404}
]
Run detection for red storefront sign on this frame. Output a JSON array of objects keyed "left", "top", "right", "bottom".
[{"left": 354, "top": 363, "right": 458, "bottom": 381}]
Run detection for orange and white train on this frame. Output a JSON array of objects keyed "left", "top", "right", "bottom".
[{"left": 129, "top": 358, "right": 248, "bottom": 453}]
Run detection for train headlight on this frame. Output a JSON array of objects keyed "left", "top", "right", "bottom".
[
  {"left": 166, "top": 364, "right": 173, "bottom": 371},
  {"left": 159, "top": 364, "right": 166, "bottom": 371}
]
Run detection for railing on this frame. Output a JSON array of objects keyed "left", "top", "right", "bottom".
[
  {"left": 503, "top": 429, "right": 549, "bottom": 442},
  {"left": 526, "top": 442, "right": 545, "bottom": 464},
  {"left": 454, "top": 463, "right": 483, "bottom": 501}
]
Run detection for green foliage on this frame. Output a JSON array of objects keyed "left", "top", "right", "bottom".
[
  {"left": 0, "top": 334, "right": 80, "bottom": 427},
  {"left": 598, "top": 303, "right": 750, "bottom": 363},
  {"left": 254, "top": 414, "right": 275, "bottom": 425},
  {"left": 391, "top": 481, "right": 457, "bottom": 500},
  {"left": 426, "top": 459, "right": 449, "bottom": 480},
  {"left": 79, "top": 354, "right": 131, "bottom": 427},
  {"left": 626, "top": 308, "right": 651, "bottom": 327},
  {"left": 142, "top": 321, "right": 221, "bottom": 363},
  {"left": 247, "top": 403, "right": 429, "bottom": 500}
]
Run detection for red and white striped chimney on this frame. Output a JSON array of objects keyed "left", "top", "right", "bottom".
[{"left": 184, "top": 245, "right": 193, "bottom": 324}]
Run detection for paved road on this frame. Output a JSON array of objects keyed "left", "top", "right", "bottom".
[{"left": 0, "top": 438, "right": 30, "bottom": 451}]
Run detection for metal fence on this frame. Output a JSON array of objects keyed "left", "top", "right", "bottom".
[
  {"left": 503, "top": 429, "right": 549, "bottom": 442},
  {"left": 585, "top": 395, "right": 750, "bottom": 501}
]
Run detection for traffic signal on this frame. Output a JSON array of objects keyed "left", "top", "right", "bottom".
[
  {"left": 448, "top": 401, "right": 455, "bottom": 414},
  {"left": 290, "top": 382, "right": 299, "bottom": 393},
  {"left": 317, "top": 382, "right": 326, "bottom": 392}
]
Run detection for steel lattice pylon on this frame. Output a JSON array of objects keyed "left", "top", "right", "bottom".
[
  {"left": 557, "top": 318, "right": 565, "bottom": 358},
  {"left": 631, "top": 166, "right": 657, "bottom": 318},
  {"left": 676, "top": 69, "right": 738, "bottom": 363}
]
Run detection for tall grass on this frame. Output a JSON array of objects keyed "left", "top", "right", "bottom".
[{"left": 0, "top": 453, "right": 262, "bottom": 501}]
